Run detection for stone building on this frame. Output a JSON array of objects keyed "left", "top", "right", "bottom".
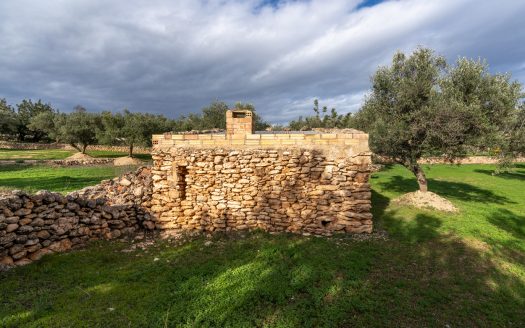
[
  {"left": 150, "top": 109, "right": 373, "bottom": 236},
  {"left": 0, "top": 109, "right": 373, "bottom": 267}
]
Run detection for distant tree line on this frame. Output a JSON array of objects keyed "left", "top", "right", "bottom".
[{"left": 0, "top": 100, "right": 269, "bottom": 157}]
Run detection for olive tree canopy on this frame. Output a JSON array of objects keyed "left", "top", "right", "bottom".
[{"left": 355, "top": 48, "right": 523, "bottom": 192}]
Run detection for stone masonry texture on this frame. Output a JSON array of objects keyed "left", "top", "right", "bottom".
[{"left": 149, "top": 146, "right": 372, "bottom": 236}]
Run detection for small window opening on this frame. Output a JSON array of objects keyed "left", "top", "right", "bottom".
[
  {"left": 174, "top": 165, "right": 188, "bottom": 199},
  {"left": 321, "top": 220, "right": 330, "bottom": 227},
  {"left": 233, "top": 112, "right": 247, "bottom": 118}
]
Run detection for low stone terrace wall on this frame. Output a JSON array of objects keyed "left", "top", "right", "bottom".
[
  {"left": 374, "top": 155, "right": 525, "bottom": 165},
  {"left": 0, "top": 141, "right": 151, "bottom": 154},
  {"left": 0, "top": 159, "right": 114, "bottom": 166}
]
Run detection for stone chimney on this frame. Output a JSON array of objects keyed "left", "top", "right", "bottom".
[{"left": 226, "top": 109, "right": 254, "bottom": 137}]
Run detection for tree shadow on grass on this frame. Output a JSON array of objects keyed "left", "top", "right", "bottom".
[
  {"left": 0, "top": 164, "right": 36, "bottom": 173},
  {"left": 487, "top": 208, "right": 525, "bottom": 240},
  {"left": 2, "top": 224, "right": 525, "bottom": 327},
  {"left": 377, "top": 176, "right": 512, "bottom": 204},
  {"left": 362, "top": 201, "right": 525, "bottom": 326},
  {"left": 474, "top": 164, "right": 525, "bottom": 181},
  {"left": 0, "top": 234, "right": 379, "bottom": 327}
]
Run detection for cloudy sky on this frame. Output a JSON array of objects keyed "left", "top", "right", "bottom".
[{"left": 1, "top": 0, "right": 524, "bottom": 123}]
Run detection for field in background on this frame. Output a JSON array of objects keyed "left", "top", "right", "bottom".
[
  {"left": 0, "top": 165, "right": 139, "bottom": 194},
  {"left": 0, "top": 164, "right": 524, "bottom": 326},
  {"left": 0, "top": 149, "right": 152, "bottom": 161}
]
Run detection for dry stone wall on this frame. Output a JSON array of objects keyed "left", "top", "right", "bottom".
[
  {"left": 0, "top": 168, "right": 154, "bottom": 268},
  {"left": 150, "top": 146, "right": 372, "bottom": 236},
  {"left": 0, "top": 141, "right": 151, "bottom": 154}
]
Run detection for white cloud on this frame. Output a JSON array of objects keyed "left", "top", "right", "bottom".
[{"left": 0, "top": 0, "right": 524, "bottom": 123}]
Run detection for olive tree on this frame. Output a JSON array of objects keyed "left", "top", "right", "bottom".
[
  {"left": 28, "top": 111, "right": 63, "bottom": 143},
  {"left": 15, "top": 99, "right": 56, "bottom": 141},
  {"left": 356, "top": 48, "right": 523, "bottom": 192},
  {"left": 58, "top": 106, "right": 99, "bottom": 154},
  {"left": 0, "top": 98, "right": 18, "bottom": 139},
  {"left": 98, "top": 110, "right": 170, "bottom": 157}
]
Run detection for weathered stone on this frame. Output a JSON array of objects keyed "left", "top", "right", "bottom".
[
  {"left": 19, "top": 218, "right": 32, "bottom": 225},
  {"left": 48, "top": 239, "right": 72, "bottom": 252},
  {"left": 5, "top": 216, "right": 19, "bottom": 224},
  {"left": 120, "top": 178, "right": 132, "bottom": 186},
  {"left": 14, "top": 208, "right": 31, "bottom": 216},
  {"left": 17, "top": 225, "right": 34, "bottom": 234},
  {"left": 9, "top": 244, "right": 25, "bottom": 255},
  {"left": 143, "top": 221, "right": 155, "bottom": 230},
  {"left": 30, "top": 248, "right": 53, "bottom": 261},
  {"left": 31, "top": 218, "right": 45, "bottom": 226},
  {"left": 0, "top": 256, "right": 14, "bottom": 266},
  {"left": 12, "top": 250, "right": 27, "bottom": 260},
  {"left": 6, "top": 224, "right": 18, "bottom": 233},
  {"left": 14, "top": 258, "right": 32, "bottom": 266},
  {"left": 36, "top": 230, "right": 51, "bottom": 239}
]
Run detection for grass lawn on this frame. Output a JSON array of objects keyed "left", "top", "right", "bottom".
[
  {"left": 0, "top": 148, "right": 152, "bottom": 161},
  {"left": 0, "top": 165, "right": 138, "bottom": 194},
  {"left": 1, "top": 164, "right": 524, "bottom": 327}
]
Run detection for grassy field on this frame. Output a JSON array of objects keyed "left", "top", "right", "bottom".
[
  {"left": 0, "top": 165, "right": 138, "bottom": 194},
  {"left": 1, "top": 164, "right": 524, "bottom": 327},
  {"left": 0, "top": 148, "right": 152, "bottom": 161}
]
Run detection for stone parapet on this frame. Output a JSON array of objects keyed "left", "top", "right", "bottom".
[{"left": 152, "top": 132, "right": 370, "bottom": 156}]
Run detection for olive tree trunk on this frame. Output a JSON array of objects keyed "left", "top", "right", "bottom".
[
  {"left": 70, "top": 143, "right": 81, "bottom": 153},
  {"left": 409, "top": 162, "right": 428, "bottom": 192},
  {"left": 128, "top": 144, "right": 134, "bottom": 158}
]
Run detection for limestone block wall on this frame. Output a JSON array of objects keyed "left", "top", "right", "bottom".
[
  {"left": 150, "top": 145, "right": 372, "bottom": 236},
  {"left": 152, "top": 132, "right": 369, "bottom": 155},
  {"left": 226, "top": 110, "right": 254, "bottom": 136}
]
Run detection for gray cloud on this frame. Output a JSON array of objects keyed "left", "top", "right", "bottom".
[{"left": 1, "top": 0, "right": 524, "bottom": 124}]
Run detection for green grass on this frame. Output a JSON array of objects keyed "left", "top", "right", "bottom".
[
  {"left": 1, "top": 164, "right": 524, "bottom": 327},
  {"left": 0, "top": 149, "right": 73, "bottom": 160},
  {"left": 0, "top": 148, "right": 151, "bottom": 161},
  {"left": 0, "top": 165, "right": 138, "bottom": 194}
]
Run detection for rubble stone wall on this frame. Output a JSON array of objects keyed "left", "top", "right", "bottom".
[
  {"left": 150, "top": 146, "right": 372, "bottom": 236},
  {"left": 0, "top": 141, "right": 150, "bottom": 154},
  {"left": 0, "top": 168, "right": 154, "bottom": 267}
]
